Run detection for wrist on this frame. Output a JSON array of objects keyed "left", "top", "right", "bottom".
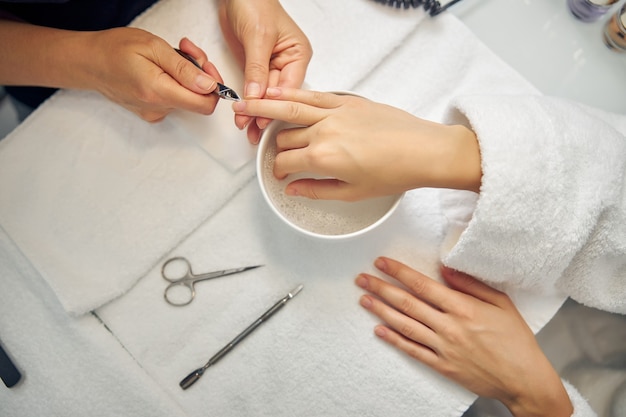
[
  {"left": 503, "top": 377, "right": 573, "bottom": 417},
  {"left": 430, "top": 124, "right": 482, "bottom": 193}
]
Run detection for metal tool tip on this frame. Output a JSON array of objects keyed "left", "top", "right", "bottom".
[
  {"left": 179, "top": 368, "right": 204, "bottom": 390},
  {"left": 289, "top": 284, "right": 304, "bottom": 298}
]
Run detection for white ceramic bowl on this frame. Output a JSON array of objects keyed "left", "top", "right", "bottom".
[{"left": 256, "top": 92, "right": 403, "bottom": 240}]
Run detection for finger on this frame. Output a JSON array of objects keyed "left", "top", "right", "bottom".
[
  {"left": 275, "top": 126, "right": 309, "bottom": 152},
  {"left": 256, "top": 116, "right": 272, "bottom": 131},
  {"left": 235, "top": 113, "right": 253, "bottom": 132},
  {"left": 375, "top": 257, "right": 459, "bottom": 314},
  {"left": 441, "top": 266, "right": 511, "bottom": 308},
  {"left": 178, "top": 38, "right": 225, "bottom": 84},
  {"left": 232, "top": 98, "right": 327, "bottom": 126},
  {"left": 356, "top": 273, "right": 443, "bottom": 331},
  {"left": 246, "top": 121, "right": 262, "bottom": 145},
  {"left": 165, "top": 42, "right": 219, "bottom": 95},
  {"left": 265, "top": 87, "right": 343, "bottom": 109},
  {"left": 275, "top": 60, "right": 309, "bottom": 90},
  {"left": 285, "top": 178, "right": 360, "bottom": 201},
  {"left": 240, "top": 33, "right": 272, "bottom": 98},
  {"left": 358, "top": 294, "right": 439, "bottom": 350},
  {"left": 372, "top": 325, "right": 440, "bottom": 368},
  {"left": 254, "top": 69, "right": 283, "bottom": 130},
  {"left": 152, "top": 73, "right": 220, "bottom": 115}
]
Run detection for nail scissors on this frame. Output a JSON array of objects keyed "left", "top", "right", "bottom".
[
  {"left": 162, "top": 257, "right": 262, "bottom": 306},
  {"left": 174, "top": 48, "right": 241, "bottom": 101}
]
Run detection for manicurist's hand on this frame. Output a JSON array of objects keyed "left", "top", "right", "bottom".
[
  {"left": 233, "top": 87, "right": 482, "bottom": 201},
  {"left": 355, "top": 257, "right": 573, "bottom": 417},
  {"left": 88, "top": 30, "right": 224, "bottom": 122},
  {"left": 218, "top": 0, "right": 312, "bottom": 143},
  {"left": 0, "top": 20, "right": 225, "bottom": 122}
]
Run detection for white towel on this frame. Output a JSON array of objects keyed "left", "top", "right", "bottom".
[
  {"left": 90, "top": 10, "right": 564, "bottom": 417},
  {"left": 0, "top": 1, "right": 571, "bottom": 416},
  {"left": 0, "top": 0, "right": 545, "bottom": 318},
  {"left": 0, "top": 0, "right": 427, "bottom": 316},
  {"left": 0, "top": 226, "right": 187, "bottom": 417}
]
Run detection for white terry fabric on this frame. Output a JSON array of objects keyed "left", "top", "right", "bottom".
[
  {"left": 88, "top": 11, "right": 568, "bottom": 417},
  {"left": 564, "top": 381, "right": 598, "bottom": 417},
  {"left": 441, "top": 96, "right": 626, "bottom": 314},
  {"left": 0, "top": 226, "right": 187, "bottom": 417},
  {"left": 93, "top": 181, "right": 565, "bottom": 417},
  {"left": 0, "top": 2, "right": 610, "bottom": 417},
  {"left": 0, "top": 0, "right": 425, "bottom": 316}
]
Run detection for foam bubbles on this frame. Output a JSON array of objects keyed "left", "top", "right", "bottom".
[{"left": 260, "top": 131, "right": 399, "bottom": 237}]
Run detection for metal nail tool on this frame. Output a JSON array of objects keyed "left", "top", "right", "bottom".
[
  {"left": 174, "top": 48, "right": 241, "bottom": 101},
  {"left": 162, "top": 257, "right": 262, "bottom": 306},
  {"left": 179, "top": 284, "right": 304, "bottom": 389},
  {"left": 0, "top": 338, "right": 21, "bottom": 388}
]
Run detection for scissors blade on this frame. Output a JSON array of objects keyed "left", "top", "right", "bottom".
[
  {"left": 174, "top": 48, "right": 241, "bottom": 101},
  {"left": 207, "top": 265, "right": 262, "bottom": 280}
]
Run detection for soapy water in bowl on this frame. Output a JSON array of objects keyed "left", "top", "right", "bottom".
[{"left": 261, "top": 137, "right": 399, "bottom": 236}]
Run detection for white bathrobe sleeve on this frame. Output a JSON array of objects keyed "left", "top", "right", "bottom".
[
  {"left": 564, "top": 381, "right": 598, "bottom": 417},
  {"left": 440, "top": 95, "right": 626, "bottom": 416},
  {"left": 441, "top": 95, "right": 626, "bottom": 316}
]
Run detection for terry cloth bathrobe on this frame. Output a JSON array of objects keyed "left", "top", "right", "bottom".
[{"left": 441, "top": 96, "right": 626, "bottom": 417}]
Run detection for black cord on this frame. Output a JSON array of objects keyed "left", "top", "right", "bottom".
[{"left": 372, "top": 0, "right": 464, "bottom": 16}]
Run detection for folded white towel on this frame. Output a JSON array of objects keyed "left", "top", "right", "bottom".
[
  {"left": 0, "top": 0, "right": 574, "bottom": 416},
  {"left": 91, "top": 10, "right": 566, "bottom": 417},
  {"left": 0, "top": 0, "right": 428, "bottom": 316}
]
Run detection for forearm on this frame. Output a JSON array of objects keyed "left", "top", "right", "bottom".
[{"left": 0, "top": 19, "right": 96, "bottom": 90}]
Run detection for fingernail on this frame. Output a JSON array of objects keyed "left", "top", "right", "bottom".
[
  {"left": 285, "top": 186, "right": 298, "bottom": 196},
  {"left": 355, "top": 275, "right": 369, "bottom": 289},
  {"left": 196, "top": 74, "right": 215, "bottom": 91},
  {"left": 374, "top": 326, "right": 387, "bottom": 338},
  {"left": 359, "top": 295, "right": 373, "bottom": 309},
  {"left": 266, "top": 87, "right": 281, "bottom": 97},
  {"left": 374, "top": 257, "right": 387, "bottom": 272},
  {"left": 232, "top": 101, "right": 246, "bottom": 112},
  {"left": 245, "top": 82, "right": 261, "bottom": 98}
]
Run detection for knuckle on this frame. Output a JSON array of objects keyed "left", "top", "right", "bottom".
[
  {"left": 246, "top": 60, "right": 267, "bottom": 77},
  {"left": 398, "top": 296, "right": 417, "bottom": 316},
  {"left": 310, "top": 90, "right": 326, "bottom": 107},
  {"left": 285, "top": 102, "right": 302, "bottom": 121},
  {"left": 409, "top": 278, "right": 429, "bottom": 296},
  {"left": 174, "top": 57, "right": 193, "bottom": 80},
  {"left": 398, "top": 323, "right": 417, "bottom": 341}
]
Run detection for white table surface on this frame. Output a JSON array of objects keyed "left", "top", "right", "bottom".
[{"left": 452, "top": 0, "right": 626, "bottom": 114}]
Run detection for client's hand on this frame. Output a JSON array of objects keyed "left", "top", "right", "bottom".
[
  {"left": 355, "top": 257, "right": 573, "bottom": 417},
  {"left": 233, "top": 87, "right": 481, "bottom": 201}
]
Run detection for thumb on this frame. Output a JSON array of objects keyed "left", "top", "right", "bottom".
[{"left": 241, "top": 37, "right": 272, "bottom": 99}]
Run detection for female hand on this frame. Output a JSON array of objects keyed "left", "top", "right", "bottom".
[
  {"left": 89, "top": 29, "right": 224, "bottom": 122},
  {"left": 355, "top": 257, "right": 573, "bottom": 417},
  {"left": 218, "top": 0, "right": 312, "bottom": 143},
  {"left": 0, "top": 21, "right": 224, "bottom": 122},
  {"left": 233, "top": 87, "right": 481, "bottom": 201}
]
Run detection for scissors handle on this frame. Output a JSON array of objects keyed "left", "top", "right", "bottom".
[
  {"left": 164, "top": 280, "right": 195, "bottom": 306},
  {"left": 161, "top": 257, "right": 194, "bottom": 282},
  {"left": 161, "top": 256, "right": 263, "bottom": 307},
  {"left": 162, "top": 257, "right": 196, "bottom": 306}
]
